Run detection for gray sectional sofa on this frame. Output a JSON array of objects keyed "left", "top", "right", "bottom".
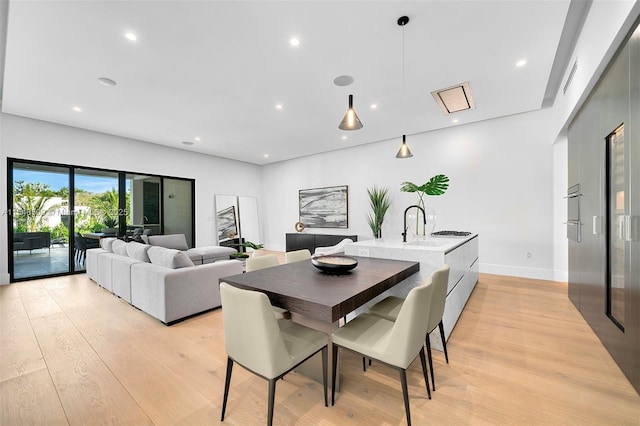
[{"left": 86, "top": 235, "right": 241, "bottom": 324}]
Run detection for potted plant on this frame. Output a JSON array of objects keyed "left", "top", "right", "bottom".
[
  {"left": 366, "top": 186, "right": 391, "bottom": 238},
  {"left": 232, "top": 241, "right": 265, "bottom": 257},
  {"left": 401, "top": 174, "right": 449, "bottom": 237},
  {"left": 229, "top": 252, "right": 249, "bottom": 260}
]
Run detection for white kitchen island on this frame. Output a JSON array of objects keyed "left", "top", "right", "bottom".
[{"left": 344, "top": 234, "right": 479, "bottom": 350}]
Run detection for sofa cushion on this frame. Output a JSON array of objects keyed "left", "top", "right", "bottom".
[
  {"left": 101, "top": 237, "right": 117, "bottom": 252},
  {"left": 112, "top": 239, "right": 129, "bottom": 256},
  {"left": 126, "top": 241, "right": 151, "bottom": 262},
  {"left": 148, "top": 234, "right": 189, "bottom": 251},
  {"left": 147, "top": 246, "right": 194, "bottom": 269},
  {"left": 187, "top": 246, "right": 236, "bottom": 264}
]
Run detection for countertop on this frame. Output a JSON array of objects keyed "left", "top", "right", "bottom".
[{"left": 348, "top": 234, "right": 478, "bottom": 254}]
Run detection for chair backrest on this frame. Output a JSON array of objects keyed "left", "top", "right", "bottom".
[
  {"left": 285, "top": 249, "right": 311, "bottom": 263},
  {"left": 427, "top": 264, "right": 450, "bottom": 332},
  {"left": 383, "top": 277, "right": 434, "bottom": 368},
  {"left": 246, "top": 254, "right": 279, "bottom": 272},
  {"left": 74, "top": 233, "right": 87, "bottom": 250},
  {"left": 313, "top": 238, "right": 354, "bottom": 256},
  {"left": 220, "top": 282, "right": 292, "bottom": 378}
]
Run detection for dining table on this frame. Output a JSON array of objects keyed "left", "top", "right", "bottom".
[{"left": 220, "top": 255, "right": 420, "bottom": 388}]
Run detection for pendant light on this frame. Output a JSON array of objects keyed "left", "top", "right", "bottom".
[
  {"left": 396, "top": 15, "right": 413, "bottom": 158},
  {"left": 396, "top": 134, "right": 413, "bottom": 158},
  {"left": 339, "top": 94, "right": 363, "bottom": 130}
]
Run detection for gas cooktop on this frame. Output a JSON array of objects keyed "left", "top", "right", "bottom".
[{"left": 431, "top": 231, "right": 472, "bottom": 237}]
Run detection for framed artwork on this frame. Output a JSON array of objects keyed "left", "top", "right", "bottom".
[
  {"left": 216, "top": 205, "right": 238, "bottom": 240},
  {"left": 299, "top": 185, "right": 348, "bottom": 228}
]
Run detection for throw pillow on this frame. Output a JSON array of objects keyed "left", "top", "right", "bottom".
[
  {"left": 148, "top": 234, "right": 189, "bottom": 251},
  {"left": 147, "top": 246, "right": 195, "bottom": 269},
  {"left": 126, "top": 241, "right": 151, "bottom": 262},
  {"left": 112, "top": 239, "right": 128, "bottom": 256}
]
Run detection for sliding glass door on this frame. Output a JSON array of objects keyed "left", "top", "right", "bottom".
[
  {"left": 10, "top": 161, "right": 71, "bottom": 280},
  {"left": 74, "top": 169, "right": 120, "bottom": 271},
  {"left": 8, "top": 158, "right": 195, "bottom": 282},
  {"left": 125, "top": 173, "right": 162, "bottom": 237}
]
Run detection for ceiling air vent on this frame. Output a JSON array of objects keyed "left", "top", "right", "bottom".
[{"left": 431, "top": 82, "right": 475, "bottom": 115}]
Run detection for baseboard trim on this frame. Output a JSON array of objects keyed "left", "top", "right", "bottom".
[{"left": 479, "top": 263, "right": 562, "bottom": 281}]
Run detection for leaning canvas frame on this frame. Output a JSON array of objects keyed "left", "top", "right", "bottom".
[
  {"left": 299, "top": 185, "right": 348, "bottom": 228},
  {"left": 216, "top": 205, "right": 238, "bottom": 241}
]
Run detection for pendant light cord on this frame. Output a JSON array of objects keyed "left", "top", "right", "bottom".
[{"left": 402, "top": 22, "right": 406, "bottom": 134}]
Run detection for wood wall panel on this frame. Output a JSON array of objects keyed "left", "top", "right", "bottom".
[{"left": 568, "top": 21, "right": 640, "bottom": 394}]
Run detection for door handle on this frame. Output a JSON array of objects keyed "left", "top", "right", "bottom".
[
  {"left": 622, "top": 215, "right": 639, "bottom": 242},
  {"left": 592, "top": 216, "right": 602, "bottom": 235}
]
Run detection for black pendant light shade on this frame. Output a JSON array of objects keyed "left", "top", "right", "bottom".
[
  {"left": 338, "top": 94, "right": 363, "bottom": 130},
  {"left": 396, "top": 134, "right": 413, "bottom": 158}
]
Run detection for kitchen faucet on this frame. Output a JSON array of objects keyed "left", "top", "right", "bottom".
[{"left": 402, "top": 205, "right": 426, "bottom": 242}]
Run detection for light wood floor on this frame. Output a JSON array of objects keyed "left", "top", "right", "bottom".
[{"left": 1, "top": 267, "right": 639, "bottom": 425}]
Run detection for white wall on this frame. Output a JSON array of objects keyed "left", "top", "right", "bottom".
[
  {"left": 262, "top": 107, "right": 562, "bottom": 280},
  {"left": 0, "top": 113, "right": 263, "bottom": 283},
  {"left": 553, "top": 135, "right": 569, "bottom": 282}
]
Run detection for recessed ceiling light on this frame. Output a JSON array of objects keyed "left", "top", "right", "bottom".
[
  {"left": 290, "top": 37, "right": 300, "bottom": 47},
  {"left": 181, "top": 140, "right": 194, "bottom": 146},
  {"left": 370, "top": 104, "right": 378, "bottom": 110},
  {"left": 72, "top": 106, "right": 82, "bottom": 112},
  {"left": 452, "top": 118, "right": 459, "bottom": 123},
  {"left": 341, "top": 135, "right": 347, "bottom": 140},
  {"left": 98, "top": 77, "right": 116, "bottom": 87},
  {"left": 516, "top": 59, "right": 528, "bottom": 67},
  {"left": 124, "top": 32, "right": 138, "bottom": 41},
  {"left": 194, "top": 136, "right": 201, "bottom": 141},
  {"left": 275, "top": 104, "right": 283, "bottom": 110},
  {"left": 264, "top": 154, "right": 269, "bottom": 158}
]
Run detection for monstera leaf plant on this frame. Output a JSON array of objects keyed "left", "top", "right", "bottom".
[{"left": 401, "top": 174, "right": 450, "bottom": 236}]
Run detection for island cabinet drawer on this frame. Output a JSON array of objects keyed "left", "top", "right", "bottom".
[
  {"left": 445, "top": 248, "right": 465, "bottom": 294},
  {"left": 464, "top": 236, "right": 479, "bottom": 269},
  {"left": 444, "top": 236, "right": 479, "bottom": 295}
]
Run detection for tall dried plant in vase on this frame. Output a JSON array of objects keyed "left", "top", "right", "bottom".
[{"left": 366, "top": 186, "right": 391, "bottom": 238}]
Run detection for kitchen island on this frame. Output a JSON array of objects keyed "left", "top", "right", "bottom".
[{"left": 344, "top": 234, "right": 478, "bottom": 350}]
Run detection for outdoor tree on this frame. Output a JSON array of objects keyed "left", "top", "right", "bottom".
[{"left": 13, "top": 181, "right": 61, "bottom": 232}]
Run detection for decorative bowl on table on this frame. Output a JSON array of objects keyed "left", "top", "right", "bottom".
[{"left": 311, "top": 255, "right": 358, "bottom": 274}]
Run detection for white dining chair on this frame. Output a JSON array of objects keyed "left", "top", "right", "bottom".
[
  {"left": 331, "top": 276, "right": 434, "bottom": 425},
  {"left": 285, "top": 249, "right": 312, "bottom": 263},
  {"left": 245, "top": 254, "right": 289, "bottom": 319},
  {"left": 220, "top": 282, "right": 328, "bottom": 426},
  {"left": 368, "top": 264, "right": 450, "bottom": 391},
  {"left": 313, "top": 238, "right": 353, "bottom": 257},
  {"left": 245, "top": 254, "right": 279, "bottom": 272}
]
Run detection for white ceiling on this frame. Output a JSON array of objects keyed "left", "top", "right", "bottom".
[{"left": 1, "top": 0, "right": 576, "bottom": 165}]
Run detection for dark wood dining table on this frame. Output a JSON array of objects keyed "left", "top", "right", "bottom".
[
  {"left": 220, "top": 255, "right": 420, "bottom": 324},
  {"left": 220, "top": 255, "right": 419, "bottom": 388}
]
